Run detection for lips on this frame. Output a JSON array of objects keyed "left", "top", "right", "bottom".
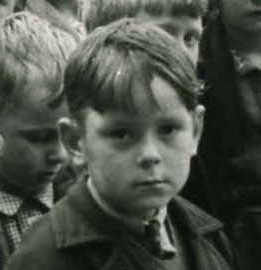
[
  {"left": 42, "top": 166, "right": 63, "bottom": 178},
  {"left": 135, "top": 178, "right": 169, "bottom": 186}
]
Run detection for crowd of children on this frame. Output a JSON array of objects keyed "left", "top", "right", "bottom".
[{"left": 0, "top": 0, "right": 260, "bottom": 269}]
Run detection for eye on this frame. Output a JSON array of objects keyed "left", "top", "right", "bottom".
[
  {"left": 107, "top": 128, "right": 131, "bottom": 141},
  {"left": 184, "top": 31, "right": 200, "bottom": 48},
  {"left": 22, "top": 130, "right": 58, "bottom": 143},
  {"left": 159, "top": 124, "right": 176, "bottom": 136}
]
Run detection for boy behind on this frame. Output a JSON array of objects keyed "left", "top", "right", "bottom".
[
  {"left": 85, "top": 0, "right": 208, "bottom": 66},
  {"left": 7, "top": 19, "right": 235, "bottom": 270},
  {"left": 0, "top": 11, "right": 78, "bottom": 267}
]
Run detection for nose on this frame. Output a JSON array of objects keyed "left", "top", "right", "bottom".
[
  {"left": 137, "top": 133, "right": 162, "bottom": 169},
  {"left": 46, "top": 140, "right": 68, "bottom": 165}
]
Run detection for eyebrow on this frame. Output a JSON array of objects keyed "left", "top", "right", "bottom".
[
  {"left": 16, "top": 125, "right": 58, "bottom": 133},
  {"left": 102, "top": 112, "right": 188, "bottom": 127}
]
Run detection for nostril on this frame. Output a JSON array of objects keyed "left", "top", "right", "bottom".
[
  {"left": 46, "top": 153, "right": 60, "bottom": 164},
  {"left": 138, "top": 157, "right": 161, "bottom": 169},
  {"left": 46, "top": 149, "right": 66, "bottom": 164},
  {"left": 48, "top": 141, "right": 68, "bottom": 160}
]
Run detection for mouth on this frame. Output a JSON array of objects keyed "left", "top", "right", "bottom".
[
  {"left": 135, "top": 178, "right": 169, "bottom": 187},
  {"left": 42, "top": 167, "right": 63, "bottom": 179}
]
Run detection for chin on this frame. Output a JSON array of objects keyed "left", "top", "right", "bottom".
[{"left": 138, "top": 196, "right": 172, "bottom": 212}]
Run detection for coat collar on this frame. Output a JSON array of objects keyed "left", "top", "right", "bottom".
[
  {"left": 168, "top": 196, "right": 223, "bottom": 236},
  {"left": 0, "top": 183, "right": 54, "bottom": 216},
  {"left": 52, "top": 178, "right": 223, "bottom": 249}
]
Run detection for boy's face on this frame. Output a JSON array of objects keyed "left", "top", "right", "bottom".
[
  {"left": 137, "top": 12, "right": 203, "bottom": 66},
  {"left": 76, "top": 75, "right": 204, "bottom": 218},
  {"left": 221, "top": 0, "right": 261, "bottom": 34},
  {"left": 0, "top": 78, "right": 69, "bottom": 196}
]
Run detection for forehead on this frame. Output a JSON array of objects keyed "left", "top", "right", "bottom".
[
  {"left": 0, "top": 79, "right": 68, "bottom": 130},
  {"left": 131, "top": 74, "right": 186, "bottom": 114},
  {"left": 84, "top": 75, "right": 192, "bottom": 126},
  {"left": 136, "top": 12, "right": 203, "bottom": 37}
]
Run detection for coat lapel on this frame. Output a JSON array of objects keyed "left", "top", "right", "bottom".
[{"left": 101, "top": 239, "right": 167, "bottom": 270}]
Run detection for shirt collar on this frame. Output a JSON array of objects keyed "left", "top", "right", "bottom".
[
  {"left": 36, "top": 183, "right": 54, "bottom": 209},
  {"left": 0, "top": 183, "right": 54, "bottom": 216},
  {"left": 232, "top": 49, "right": 261, "bottom": 75}
]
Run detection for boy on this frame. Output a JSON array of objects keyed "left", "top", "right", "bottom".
[
  {"left": 12, "top": 0, "right": 87, "bottom": 40},
  {"left": 7, "top": 19, "right": 235, "bottom": 270},
  {"left": 85, "top": 0, "right": 208, "bottom": 66},
  {"left": 23, "top": 0, "right": 87, "bottom": 39},
  {"left": 84, "top": 0, "right": 213, "bottom": 214},
  {"left": 0, "top": 11, "right": 78, "bottom": 268},
  {"left": 200, "top": 0, "right": 261, "bottom": 269}
]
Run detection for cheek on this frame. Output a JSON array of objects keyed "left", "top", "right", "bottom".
[
  {"left": 166, "top": 149, "right": 191, "bottom": 191},
  {"left": 84, "top": 132, "right": 131, "bottom": 168},
  {"left": 164, "top": 133, "right": 195, "bottom": 170},
  {"left": 5, "top": 140, "right": 42, "bottom": 167},
  {"left": 187, "top": 49, "right": 198, "bottom": 67},
  {"left": 174, "top": 131, "right": 196, "bottom": 154}
]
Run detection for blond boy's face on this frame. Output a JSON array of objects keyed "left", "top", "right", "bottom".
[
  {"left": 0, "top": 77, "right": 69, "bottom": 196},
  {"left": 137, "top": 12, "right": 203, "bottom": 66},
  {"left": 78, "top": 75, "right": 204, "bottom": 218}
]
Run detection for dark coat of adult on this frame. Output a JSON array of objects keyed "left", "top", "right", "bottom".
[
  {"left": 200, "top": 10, "right": 261, "bottom": 221},
  {"left": 199, "top": 10, "right": 261, "bottom": 270},
  {"left": 6, "top": 179, "right": 236, "bottom": 270}
]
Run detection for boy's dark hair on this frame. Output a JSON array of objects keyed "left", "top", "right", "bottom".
[
  {"left": 85, "top": 0, "right": 209, "bottom": 31},
  {"left": 0, "top": 11, "right": 78, "bottom": 113},
  {"left": 64, "top": 18, "right": 201, "bottom": 121}
]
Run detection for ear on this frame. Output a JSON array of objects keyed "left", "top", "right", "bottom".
[
  {"left": 58, "top": 117, "right": 84, "bottom": 166},
  {"left": 191, "top": 105, "right": 205, "bottom": 156}
]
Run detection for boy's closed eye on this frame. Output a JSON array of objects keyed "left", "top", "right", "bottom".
[{"left": 19, "top": 129, "right": 59, "bottom": 144}]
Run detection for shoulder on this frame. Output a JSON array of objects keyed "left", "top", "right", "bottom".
[
  {"left": 169, "top": 195, "right": 224, "bottom": 233},
  {"left": 6, "top": 213, "right": 58, "bottom": 270},
  {"left": 6, "top": 180, "right": 91, "bottom": 270},
  {"left": 169, "top": 196, "right": 236, "bottom": 267}
]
